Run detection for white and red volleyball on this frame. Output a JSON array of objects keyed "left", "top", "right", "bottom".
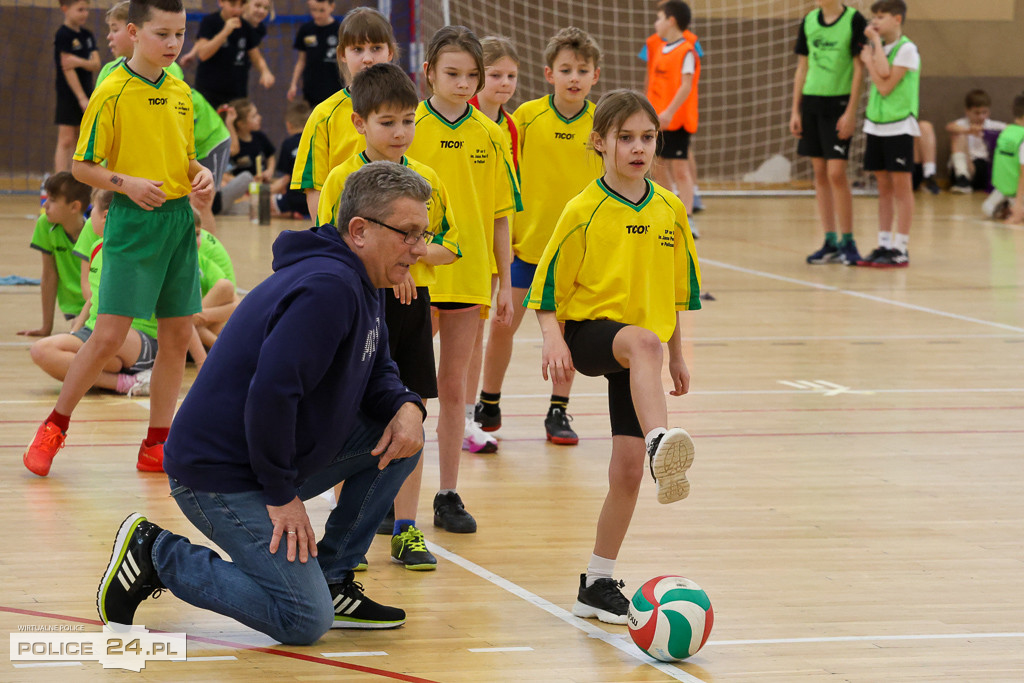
[{"left": 627, "top": 575, "right": 713, "bottom": 662}]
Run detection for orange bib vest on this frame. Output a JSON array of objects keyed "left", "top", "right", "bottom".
[{"left": 645, "top": 30, "right": 701, "bottom": 133}]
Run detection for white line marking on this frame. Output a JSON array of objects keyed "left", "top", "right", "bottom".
[
  {"left": 320, "top": 651, "right": 388, "bottom": 657},
  {"left": 426, "top": 542, "right": 705, "bottom": 683},
  {"left": 494, "top": 387, "right": 1024, "bottom": 400},
  {"left": 468, "top": 647, "right": 534, "bottom": 653},
  {"left": 701, "top": 258, "right": 1024, "bottom": 334},
  {"left": 183, "top": 655, "right": 238, "bottom": 662},
  {"left": 711, "top": 632, "right": 1024, "bottom": 646},
  {"left": 12, "top": 662, "right": 82, "bottom": 668},
  {"left": 947, "top": 214, "right": 1024, "bottom": 231}
]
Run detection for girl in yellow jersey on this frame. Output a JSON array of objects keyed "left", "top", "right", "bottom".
[
  {"left": 526, "top": 90, "right": 701, "bottom": 624},
  {"left": 406, "top": 26, "right": 521, "bottom": 534}
]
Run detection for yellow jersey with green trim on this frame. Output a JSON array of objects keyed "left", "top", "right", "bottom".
[
  {"left": 290, "top": 88, "right": 361, "bottom": 191},
  {"left": 525, "top": 179, "right": 701, "bottom": 342},
  {"left": 512, "top": 96, "right": 603, "bottom": 264},
  {"left": 74, "top": 62, "right": 195, "bottom": 199},
  {"left": 406, "top": 100, "right": 522, "bottom": 305},
  {"left": 316, "top": 152, "right": 462, "bottom": 288}
]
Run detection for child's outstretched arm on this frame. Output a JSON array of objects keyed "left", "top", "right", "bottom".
[
  {"left": 288, "top": 52, "right": 306, "bottom": 101},
  {"left": 249, "top": 47, "right": 276, "bottom": 89},
  {"left": 18, "top": 254, "right": 58, "bottom": 336}
]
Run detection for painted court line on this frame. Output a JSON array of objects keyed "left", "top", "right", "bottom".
[
  {"left": 701, "top": 258, "right": 1024, "bottom": 334},
  {"left": 12, "top": 662, "right": 82, "bottom": 668},
  {"left": 711, "top": 632, "right": 1024, "bottom": 646},
  {"left": 321, "top": 651, "right": 388, "bottom": 657},
  {"left": 426, "top": 542, "right": 706, "bottom": 683},
  {"left": 183, "top": 655, "right": 238, "bottom": 662},
  {"left": 467, "top": 647, "right": 534, "bottom": 653}
]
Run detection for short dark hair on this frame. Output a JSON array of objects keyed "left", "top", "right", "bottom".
[
  {"left": 543, "top": 27, "right": 601, "bottom": 69},
  {"left": 965, "top": 89, "right": 991, "bottom": 110},
  {"left": 351, "top": 63, "right": 418, "bottom": 118},
  {"left": 870, "top": 0, "right": 907, "bottom": 20},
  {"left": 128, "top": 0, "right": 184, "bottom": 26},
  {"left": 59, "top": 0, "right": 86, "bottom": 8},
  {"left": 658, "top": 1, "right": 692, "bottom": 33},
  {"left": 424, "top": 26, "right": 486, "bottom": 95},
  {"left": 92, "top": 188, "right": 115, "bottom": 214},
  {"left": 1013, "top": 93, "right": 1024, "bottom": 120},
  {"left": 45, "top": 172, "right": 92, "bottom": 209}
]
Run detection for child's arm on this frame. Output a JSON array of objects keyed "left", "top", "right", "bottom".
[
  {"left": 61, "top": 63, "right": 91, "bottom": 112},
  {"left": 79, "top": 258, "right": 91, "bottom": 305},
  {"left": 789, "top": 55, "right": 808, "bottom": 137},
  {"left": 1008, "top": 161, "right": 1024, "bottom": 224},
  {"left": 536, "top": 310, "right": 574, "bottom": 384},
  {"left": 188, "top": 159, "right": 215, "bottom": 200},
  {"left": 837, "top": 58, "right": 864, "bottom": 140},
  {"left": 60, "top": 49, "right": 101, "bottom": 73},
  {"left": 179, "top": 44, "right": 201, "bottom": 67},
  {"left": 187, "top": 326, "right": 208, "bottom": 370},
  {"left": 73, "top": 160, "right": 167, "bottom": 210},
  {"left": 492, "top": 215, "right": 513, "bottom": 326},
  {"left": 19, "top": 254, "right": 58, "bottom": 336},
  {"left": 305, "top": 190, "right": 321, "bottom": 219},
  {"left": 196, "top": 17, "right": 242, "bottom": 61},
  {"left": 70, "top": 299, "right": 90, "bottom": 333},
  {"left": 248, "top": 47, "right": 276, "bottom": 89},
  {"left": 667, "top": 312, "right": 690, "bottom": 396},
  {"left": 657, "top": 73, "right": 694, "bottom": 131},
  {"left": 424, "top": 243, "right": 457, "bottom": 267},
  {"left": 288, "top": 52, "right": 306, "bottom": 101}
]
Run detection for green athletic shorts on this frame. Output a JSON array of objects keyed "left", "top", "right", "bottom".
[{"left": 98, "top": 194, "right": 201, "bottom": 319}]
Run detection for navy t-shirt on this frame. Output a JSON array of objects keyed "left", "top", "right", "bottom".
[
  {"left": 195, "top": 12, "right": 259, "bottom": 108},
  {"left": 231, "top": 130, "right": 276, "bottom": 176},
  {"left": 293, "top": 20, "right": 343, "bottom": 106},
  {"left": 54, "top": 25, "right": 97, "bottom": 101}
]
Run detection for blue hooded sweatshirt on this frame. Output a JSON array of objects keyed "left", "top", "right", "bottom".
[{"left": 164, "top": 224, "right": 423, "bottom": 506}]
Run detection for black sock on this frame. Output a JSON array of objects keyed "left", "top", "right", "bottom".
[
  {"left": 550, "top": 395, "right": 569, "bottom": 412},
  {"left": 479, "top": 391, "right": 500, "bottom": 415}
]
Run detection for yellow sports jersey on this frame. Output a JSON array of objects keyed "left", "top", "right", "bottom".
[
  {"left": 526, "top": 178, "right": 701, "bottom": 342},
  {"left": 512, "top": 96, "right": 603, "bottom": 264},
  {"left": 406, "top": 100, "right": 522, "bottom": 305},
  {"left": 290, "top": 88, "right": 361, "bottom": 191},
  {"left": 75, "top": 62, "right": 196, "bottom": 199},
  {"left": 316, "top": 152, "right": 461, "bottom": 287}
]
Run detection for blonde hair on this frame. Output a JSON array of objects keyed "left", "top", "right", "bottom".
[
  {"left": 106, "top": 0, "right": 129, "bottom": 23},
  {"left": 543, "top": 27, "right": 601, "bottom": 69},
  {"left": 424, "top": 25, "right": 485, "bottom": 95},
  {"left": 591, "top": 89, "right": 659, "bottom": 157},
  {"left": 480, "top": 35, "right": 519, "bottom": 68}
]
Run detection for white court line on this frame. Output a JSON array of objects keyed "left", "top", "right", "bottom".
[
  {"left": 426, "top": 542, "right": 705, "bottom": 683},
  {"left": 183, "top": 655, "right": 238, "bottom": 662},
  {"left": 700, "top": 258, "right": 1024, "bottom": 334},
  {"left": 467, "top": 647, "right": 534, "bottom": 653},
  {"left": 506, "top": 333, "right": 1024, "bottom": 343},
  {"left": 947, "top": 214, "right": 1024, "bottom": 231},
  {"left": 320, "top": 651, "right": 388, "bottom": 657},
  {"left": 12, "top": 662, "right": 82, "bottom": 668},
  {"left": 711, "top": 632, "right": 1024, "bottom": 646}
]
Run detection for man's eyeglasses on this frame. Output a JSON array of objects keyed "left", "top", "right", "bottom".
[{"left": 361, "top": 216, "right": 435, "bottom": 245}]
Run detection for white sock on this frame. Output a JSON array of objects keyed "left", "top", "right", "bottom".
[
  {"left": 585, "top": 554, "right": 616, "bottom": 587},
  {"left": 923, "top": 162, "right": 936, "bottom": 177},
  {"left": 952, "top": 152, "right": 970, "bottom": 177},
  {"left": 644, "top": 427, "right": 667, "bottom": 453},
  {"left": 465, "top": 404, "right": 475, "bottom": 422},
  {"left": 878, "top": 231, "right": 893, "bottom": 249},
  {"left": 893, "top": 233, "right": 909, "bottom": 252},
  {"left": 438, "top": 489, "right": 455, "bottom": 497}
]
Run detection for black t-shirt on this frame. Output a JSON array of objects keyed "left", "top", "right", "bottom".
[
  {"left": 54, "top": 25, "right": 97, "bottom": 100},
  {"left": 250, "top": 20, "right": 267, "bottom": 47},
  {"left": 231, "top": 130, "right": 276, "bottom": 176},
  {"left": 293, "top": 20, "right": 343, "bottom": 106},
  {"left": 276, "top": 132, "right": 302, "bottom": 178},
  {"left": 794, "top": 7, "right": 867, "bottom": 57},
  {"left": 195, "top": 12, "right": 259, "bottom": 108}
]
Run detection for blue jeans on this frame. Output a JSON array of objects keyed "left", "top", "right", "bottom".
[{"left": 150, "top": 413, "right": 420, "bottom": 645}]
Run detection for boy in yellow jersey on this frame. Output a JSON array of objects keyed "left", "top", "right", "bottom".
[
  {"left": 317, "top": 63, "right": 460, "bottom": 569},
  {"left": 291, "top": 7, "right": 399, "bottom": 217},
  {"left": 475, "top": 27, "right": 602, "bottom": 445},
  {"left": 23, "top": 0, "right": 214, "bottom": 478}
]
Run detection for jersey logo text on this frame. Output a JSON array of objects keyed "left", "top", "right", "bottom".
[
  {"left": 148, "top": 97, "right": 168, "bottom": 106},
  {"left": 554, "top": 132, "right": 574, "bottom": 140},
  {"left": 440, "top": 140, "right": 464, "bottom": 149},
  {"left": 626, "top": 224, "right": 649, "bottom": 235}
]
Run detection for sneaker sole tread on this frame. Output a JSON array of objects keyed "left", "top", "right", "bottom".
[
  {"left": 652, "top": 429, "right": 695, "bottom": 504},
  {"left": 331, "top": 617, "right": 405, "bottom": 629}
]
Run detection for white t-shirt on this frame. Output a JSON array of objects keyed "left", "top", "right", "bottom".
[
  {"left": 952, "top": 116, "right": 1007, "bottom": 160},
  {"left": 863, "top": 40, "right": 920, "bottom": 138}
]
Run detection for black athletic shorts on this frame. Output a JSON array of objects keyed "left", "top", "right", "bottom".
[
  {"left": 55, "top": 90, "right": 85, "bottom": 126},
  {"left": 563, "top": 319, "right": 643, "bottom": 438},
  {"left": 656, "top": 128, "right": 691, "bottom": 160},
  {"left": 385, "top": 287, "right": 437, "bottom": 398},
  {"left": 797, "top": 95, "right": 852, "bottom": 160},
  {"left": 863, "top": 133, "right": 915, "bottom": 173}
]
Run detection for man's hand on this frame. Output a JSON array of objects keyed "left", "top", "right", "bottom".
[
  {"left": 372, "top": 402, "right": 424, "bottom": 469},
  {"left": 266, "top": 497, "right": 317, "bottom": 563}
]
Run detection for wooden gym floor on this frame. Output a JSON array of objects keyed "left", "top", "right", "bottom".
[{"left": 1, "top": 192, "right": 1022, "bottom": 682}]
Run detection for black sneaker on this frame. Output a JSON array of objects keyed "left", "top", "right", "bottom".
[
  {"left": 97, "top": 513, "right": 165, "bottom": 628},
  {"left": 433, "top": 491, "right": 477, "bottom": 533},
  {"left": 871, "top": 248, "right": 909, "bottom": 268},
  {"left": 857, "top": 246, "right": 890, "bottom": 267},
  {"left": 329, "top": 575, "right": 405, "bottom": 629},
  {"left": 544, "top": 406, "right": 579, "bottom": 445},
  {"left": 390, "top": 524, "right": 437, "bottom": 571},
  {"left": 376, "top": 504, "right": 396, "bottom": 535},
  {"left": 837, "top": 240, "right": 862, "bottom": 266},
  {"left": 951, "top": 174, "right": 972, "bottom": 194},
  {"left": 922, "top": 176, "right": 940, "bottom": 195},
  {"left": 571, "top": 574, "right": 629, "bottom": 624},
  {"left": 648, "top": 428, "right": 696, "bottom": 504},
  {"left": 806, "top": 241, "right": 842, "bottom": 265},
  {"left": 474, "top": 401, "right": 501, "bottom": 432}
]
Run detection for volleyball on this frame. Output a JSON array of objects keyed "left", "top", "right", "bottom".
[{"left": 627, "top": 575, "right": 713, "bottom": 662}]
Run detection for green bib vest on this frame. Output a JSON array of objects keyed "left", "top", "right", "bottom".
[
  {"left": 992, "top": 124, "right": 1024, "bottom": 197},
  {"left": 802, "top": 6, "right": 857, "bottom": 97},
  {"left": 866, "top": 35, "right": 919, "bottom": 124}
]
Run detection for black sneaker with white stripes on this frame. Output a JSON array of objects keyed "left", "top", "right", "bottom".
[
  {"left": 329, "top": 574, "right": 405, "bottom": 629},
  {"left": 97, "top": 513, "right": 165, "bottom": 628}
]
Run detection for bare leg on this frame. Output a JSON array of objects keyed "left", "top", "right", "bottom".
[
  {"left": 392, "top": 397, "right": 427, "bottom": 522},
  {"left": 811, "top": 157, "right": 836, "bottom": 233},
  {"left": 464, "top": 317, "right": 487, "bottom": 417},
  {"left": 826, "top": 158, "right": 853, "bottom": 236},
  {"left": 30, "top": 333, "right": 137, "bottom": 390},
  {"left": 54, "top": 314, "right": 134, "bottom": 415},
  {"left": 436, "top": 308, "right": 480, "bottom": 490},
  {"left": 149, "top": 316, "right": 195, "bottom": 429},
  {"left": 669, "top": 158, "right": 695, "bottom": 216},
  {"left": 480, "top": 286, "right": 528, "bottom": 394},
  {"left": 592, "top": 435, "right": 646, "bottom": 559},
  {"left": 875, "top": 171, "right": 895, "bottom": 234},
  {"left": 892, "top": 172, "right": 915, "bottom": 236},
  {"left": 54, "top": 125, "right": 78, "bottom": 174},
  {"left": 611, "top": 326, "right": 667, "bottom": 434}
]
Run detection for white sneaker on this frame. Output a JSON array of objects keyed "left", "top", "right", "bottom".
[
  {"left": 648, "top": 428, "right": 695, "bottom": 504},
  {"left": 462, "top": 418, "right": 497, "bottom": 453},
  {"left": 126, "top": 370, "right": 152, "bottom": 398}
]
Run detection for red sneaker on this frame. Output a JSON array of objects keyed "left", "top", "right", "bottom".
[
  {"left": 24, "top": 421, "right": 66, "bottom": 476},
  {"left": 136, "top": 441, "right": 164, "bottom": 473}
]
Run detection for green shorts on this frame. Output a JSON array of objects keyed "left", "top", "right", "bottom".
[{"left": 99, "top": 194, "right": 201, "bottom": 319}]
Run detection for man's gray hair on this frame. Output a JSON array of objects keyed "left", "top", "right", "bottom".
[{"left": 336, "top": 161, "right": 432, "bottom": 232}]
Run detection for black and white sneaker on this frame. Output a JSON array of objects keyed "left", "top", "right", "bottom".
[
  {"left": 329, "top": 576, "right": 405, "bottom": 629},
  {"left": 433, "top": 491, "right": 477, "bottom": 533},
  {"left": 97, "top": 513, "right": 165, "bottom": 629},
  {"left": 648, "top": 428, "right": 696, "bottom": 504},
  {"left": 951, "top": 174, "right": 972, "bottom": 194},
  {"left": 571, "top": 574, "right": 629, "bottom": 625}
]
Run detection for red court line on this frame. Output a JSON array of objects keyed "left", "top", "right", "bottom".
[{"left": 0, "top": 605, "right": 439, "bottom": 682}]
